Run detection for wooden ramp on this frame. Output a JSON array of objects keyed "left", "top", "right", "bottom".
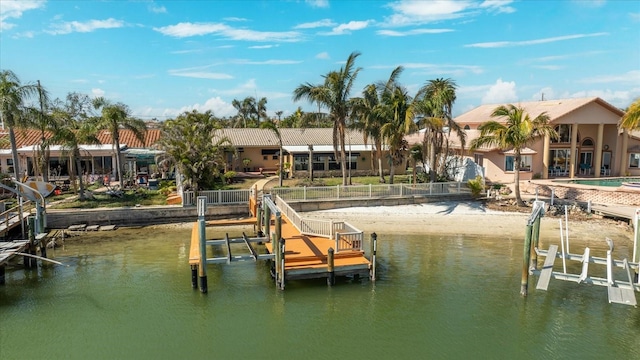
[
  {"left": 264, "top": 216, "right": 370, "bottom": 280},
  {"left": 205, "top": 217, "right": 257, "bottom": 227},
  {"left": 536, "top": 245, "right": 558, "bottom": 291}
]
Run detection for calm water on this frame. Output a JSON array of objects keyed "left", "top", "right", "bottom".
[{"left": 1, "top": 226, "right": 640, "bottom": 359}]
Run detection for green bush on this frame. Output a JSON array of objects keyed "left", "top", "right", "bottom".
[{"left": 467, "top": 176, "right": 485, "bottom": 198}]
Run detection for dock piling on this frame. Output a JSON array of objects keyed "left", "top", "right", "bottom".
[
  {"left": 327, "top": 247, "right": 335, "bottom": 286},
  {"left": 191, "top": 265, "right": 198, "bottom": 289},
  {"left": 197, "top": 196, "right": 208, "bottom": 293},
  {"left": 280, "top": 238, "right": 285, "bottom": 290},
  {"left": 0, "top": 266, "right": 5, "bottom": 285},
  {"left": 521, "top": 224, "right": 533, "bottom": 296},
  {"left": 27, "top": 217, "right": 36, "bottom": 268},
  {"left": 370, "top": 232, "right": 377, "bottom": 281}
]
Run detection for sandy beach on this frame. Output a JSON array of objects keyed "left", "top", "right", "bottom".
[{"left": 302, "top": 201, "right": 634, "bottom": 245}]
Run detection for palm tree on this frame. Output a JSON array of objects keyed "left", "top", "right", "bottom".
[
  {"left": 24, "top": 81, "right": 56, "bottom": 182},
  {"left": 92, "top": 97, "right": 147, "bottom": 188},
  {"left": 0, "top": 70, "right": 38, "bottom": 180},
  {"left": 380, "top": 83, "right": 414, "bottom": 184},
  {"left": 255, "top": 97, "right": 268, "bottom": 126},
  {"left": 293, "top": 51, "right": 362, "bottom": 186},
  {"left": 411, "top": 78, "right": 465, "bottom": 182},
  {"left": 51, "top": 122, "right": 100, "bottom": 200},
  {"left": 470, "top": 104, "right": 557, "bottom": 206},
  {"left": 260, "top": 121, "right": 284, "bottom": 187},
  {"left": 620, "top": 97, "right": 640, "bottom": 130},
  {"left": 351, "top": 83, "right": 386, "bottom": 183}
]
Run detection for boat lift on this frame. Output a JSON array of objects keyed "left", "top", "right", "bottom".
[{"left": 526, "top": 203, "right": 640, "bottom": 306}]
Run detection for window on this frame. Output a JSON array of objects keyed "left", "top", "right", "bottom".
[
  {"left": 582, "top": 138, "right": 594, "bottom": 147},
  {"left": 313, "top": 155, "right": 326, "bottom": 171},
  {"left": 293, "top": 155, "right": 308, "bottom": 171},
  {"left": 505, "top": 155, "right": 532, "bottom": 172},
  {"left": 551, "top": 124, "right": 579, "bottom": 143},
  {"left": 6, "top": 158, "right": 13, "bottom": 175},
  {"left": 464, "top": 125, "right": 470, "bottom": 130},
  {"left": 629, "top": 154, "right": 640, "bottom": 168}
]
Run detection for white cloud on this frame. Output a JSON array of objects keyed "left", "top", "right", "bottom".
[
  {"left": 223, "top": 17, "right": 248, "bottom": 22},
  {"left": 479, "top": 0, "right": 516, "bottom": 14},
  {"left": 384, "top": 0, "right": 475, "bottom": 26},
  {"left": 481, "top": 79, "right": 517, "bottom": 104},
  {"left": 92, "top": 88, "right": 105, "bottom": 98},
  {"left": 46, "top": 18, "right": 125, "bottom": 35},
  {"left": 154, "top": 22, "right": 302, "bottom": 42},
  {"left": 321, "top": 20, "right": 372, "bottom": 35},
  {"left": 377, "top": 28, "right": 454, "bottom": 36},
  {"left": 168, "top": 97, "right": 237, "bottom": 118},
  {"left": 579, "top": 70, "right": 640, "bottom": 84},
  {"left": 631, "top": 12, "right": 640, "bottom": 22},
  {"left": 249, "top": 44, "right": 278, "bottom": 49},
  {"left": 169, "top": 71, "right": 233, "bottom": 80},
  {"left": 373, "top": 62, "right": 483, "bottom": 76},
  {"left": 531, "top": 87, "right": 556, "bottom": 101},
  {"left": 466, "top": 32, "right": 608, "bottom": 48},
  {"left": 0, "top": 0, "right": 45, "bottom": 31},
  {"left": 532, "top": 65, "right": 564, "bottom": 70},
  {"left": 564, "top": 89, "right": 639, "bottom": 108},
  {"left": 148, "top": 3, "right": 167, "bottom": 14},
  {"left": 306, "top": 0, "right": 329, "bottom": 8},
  {"left": 316, "top": 52, "right": 330, "bottom": 59},
  {"left": 294, "top": 19, "right": 336, "bottom": 29},
  {"left": 232, "top": 59, "right": 302, "bottom": 65}
]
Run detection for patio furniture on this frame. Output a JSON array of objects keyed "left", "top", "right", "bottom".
[
  {"left": 601, "top": 167, "right": 611, "bottom": 176},
  {"left": 579, "top": 163, "right": 592, "bottom": 175}
]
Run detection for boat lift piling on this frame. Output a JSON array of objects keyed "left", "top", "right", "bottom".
[
  {"left": 197, "top": 196, "right": 208, "bottom": 293},
  {"left": 521, "top": 201, "right": 545, "bottom": 296}
]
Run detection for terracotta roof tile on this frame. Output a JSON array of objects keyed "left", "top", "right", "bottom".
[{"left": 0, "top": 128, "right": 161, "bottom": 149}]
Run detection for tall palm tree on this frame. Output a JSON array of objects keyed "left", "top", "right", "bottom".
[
  {"left": 351, "top": 83, "right": 385, "bottom": 182},
  {"left": 24, "top": 81, "right": 56, "bottom": 181},
  {"left": 470, "top": 104, "right": 557, "bottom": 206},
  {"left": 0, "top": 70, "right": 38, "bottom": 180},
  {"left": 620, "top": 97, "right": 640, "bottom": 130},
  {"left": 255, "top": 97, "right": 268, "bottom": 126},
  {"left": 92, "top": 97, "right": 147, "bottom": 188},
  {"left": 380, "top": 83, "right": 414, "bottom": 184},
  {"left": 411, "top": 78, "right": 465, "bottom": 182},
  {"left": 293, "top": 51, "right": 362, "bottom": 186}
]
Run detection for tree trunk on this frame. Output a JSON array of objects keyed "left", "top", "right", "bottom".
[
  {"left": 9, "top": 127, "right": 21, "bottom": 181},
  {"left": 377, "top": 153, "right": 385, "bottom": 183},
  {"left": 514, "top": 152, "right": 525, "bottom": 206},
  {"left": 429, "top": 135, "right": 437, "bottom": 182},
  {"left": 389, "top": 158, "right": 396, "bottom": 184},
  {"left": 278, "top": 144, "right": 283, "bottom": 187},
  {"left": 76, "top": 155, "right": 85, "bottom": 200}
]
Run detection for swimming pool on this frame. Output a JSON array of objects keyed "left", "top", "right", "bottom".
[{"left": 560, "top": 177, "right": 640, "bottom": 187}]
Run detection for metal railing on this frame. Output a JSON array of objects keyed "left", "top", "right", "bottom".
[
  {"left": 182, "top": 189, "right": 251, "bottom": 206},
  {"left": 271, "top": 182, "right": 467, "bottom": 202}
]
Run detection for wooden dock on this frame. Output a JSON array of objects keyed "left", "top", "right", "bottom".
[
  {"left": 188, "top": 192, "right": 374, "bottom": 292},
  {"left": 263, "top": 216, "right": 370, "bottom": 280}
]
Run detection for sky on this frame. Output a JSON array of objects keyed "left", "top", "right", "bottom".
[{"left": 1, "top": 0, "right": 639, "bottom": 121}]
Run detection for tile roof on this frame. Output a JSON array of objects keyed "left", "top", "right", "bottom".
[
  {"left": 454, "top": 97, "right": 624, "bottom": 124},
  {"left": 217, "top": 128, "right": 368, "bottom": 147},
  {"left": 0, "top": 128, "right": 162, "bottom": 149}
]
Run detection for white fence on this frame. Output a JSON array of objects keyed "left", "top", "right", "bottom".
[
  {"left": 271, "top": 182, "right": 467, "bottom": 202},
  {"left": 182, "top": 189, "right": 251, "bottom": 206},
  {"left": 274, "top": 195, "right": 363, "bottom": 252}
]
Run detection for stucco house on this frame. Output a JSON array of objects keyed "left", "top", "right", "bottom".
[
  {"left": 0, "top": 128, "right": 162, "bottom": 182},
  {"left": 217, "top": 128, "right": 404, "bottom": 178},
  {"left": 408, "top": 97, "right": 631, "bottom": 184}
]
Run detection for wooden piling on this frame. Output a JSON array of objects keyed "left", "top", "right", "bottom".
[
  {"left": 327, "top": 247, "right": 335, "bottom": 286},
  {"left": 190, "top": 265, "right": 198, "bottom": 289},
  {"left": 370, "top": 232, "right": 377, "bottom": 281},
  {"left": 273, "top": 233, "right": 280, "bottom": 287},
  {"left": 257, "top": 207, "right": 263, "bottom": 237},
  {"left": 530, "top": 216, "right": 541, "bottom": 271},
  {"left": 521, "top": 224, "right": 533, "bottom": 296},
  {"left": 28, "top": 217, "right": 36, "bottom": 268},
  {"left": 280, "top": 238, "right": 286, "bottom": 290},
  {"left": 0, "top": 265, "right": 5, "bottom": 285},
  {"left": 198, "top": 218, "right": 208, "bottom": 293}
]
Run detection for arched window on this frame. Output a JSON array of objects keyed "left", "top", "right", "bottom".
[
  {"left": 464, "top": 125, "right": 470, "bottom": 130},
  {"left": 582, "top": 138, "right": 594, "bottom": 147}
]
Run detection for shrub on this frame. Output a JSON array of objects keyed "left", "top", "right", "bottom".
[{"left": 467, "top": 176, "right": 484, "bottom": 198}]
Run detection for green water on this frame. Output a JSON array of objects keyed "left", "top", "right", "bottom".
[{"left": 1, "top": 227, "right": 640, "bottom": 359}]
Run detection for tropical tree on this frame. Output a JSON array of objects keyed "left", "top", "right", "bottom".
[
  {"left": 470, "top": 104, "right": 558, "bottom": 206},
  {"left": 411, "top": 78, "right": 465, "bottom": 182},
  {"left": 24, "top": 81, "right": 57, "bottom": 181},
  {"left": 351, "top": 83, "right": 386, "bottom": 183},
  {"left": 92, "top": 97, "right": 147, "bottom": 188},
  {"left": 260, "top": 121, "right": 284, "bottom": 187},
  {"left": 293, "top": 51, "right": 362, "bottom": 186},
  {"left": 620, "top": 97, "right": 640, "bottom": 130},
  {"left": 0, "top": 70, "right": 38, "bottom": 180},
  {"left": 379, "top": 73, "right": 414, "bottom": 184},
  {"left": 158, "top": 110, "right": 230, "bottom": 192}
]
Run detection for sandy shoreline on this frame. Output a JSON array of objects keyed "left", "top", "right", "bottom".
[{"left": 302, "top": 201, "right": 633, "bottom": 245}]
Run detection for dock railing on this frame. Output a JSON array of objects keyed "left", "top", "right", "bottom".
[
  {"left": 271, "top": 181, "right": 466, "bottom": 201},
  {"left": 182, "top": 189, "right": 251, "bottom": 207},
  {"left": 274, "top": 195, "right": 363, "bottom": 251}
]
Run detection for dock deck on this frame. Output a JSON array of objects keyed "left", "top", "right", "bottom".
[
  {"left": 188, "top": 216, "right": 371, "bottom": 282},
  {"left": 0, "top": 240, "right": 30, "bottom": 266}
]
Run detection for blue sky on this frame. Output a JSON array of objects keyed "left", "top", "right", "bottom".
[{"left": 1, "top": 0, "right": 639, "bottom": 121}]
